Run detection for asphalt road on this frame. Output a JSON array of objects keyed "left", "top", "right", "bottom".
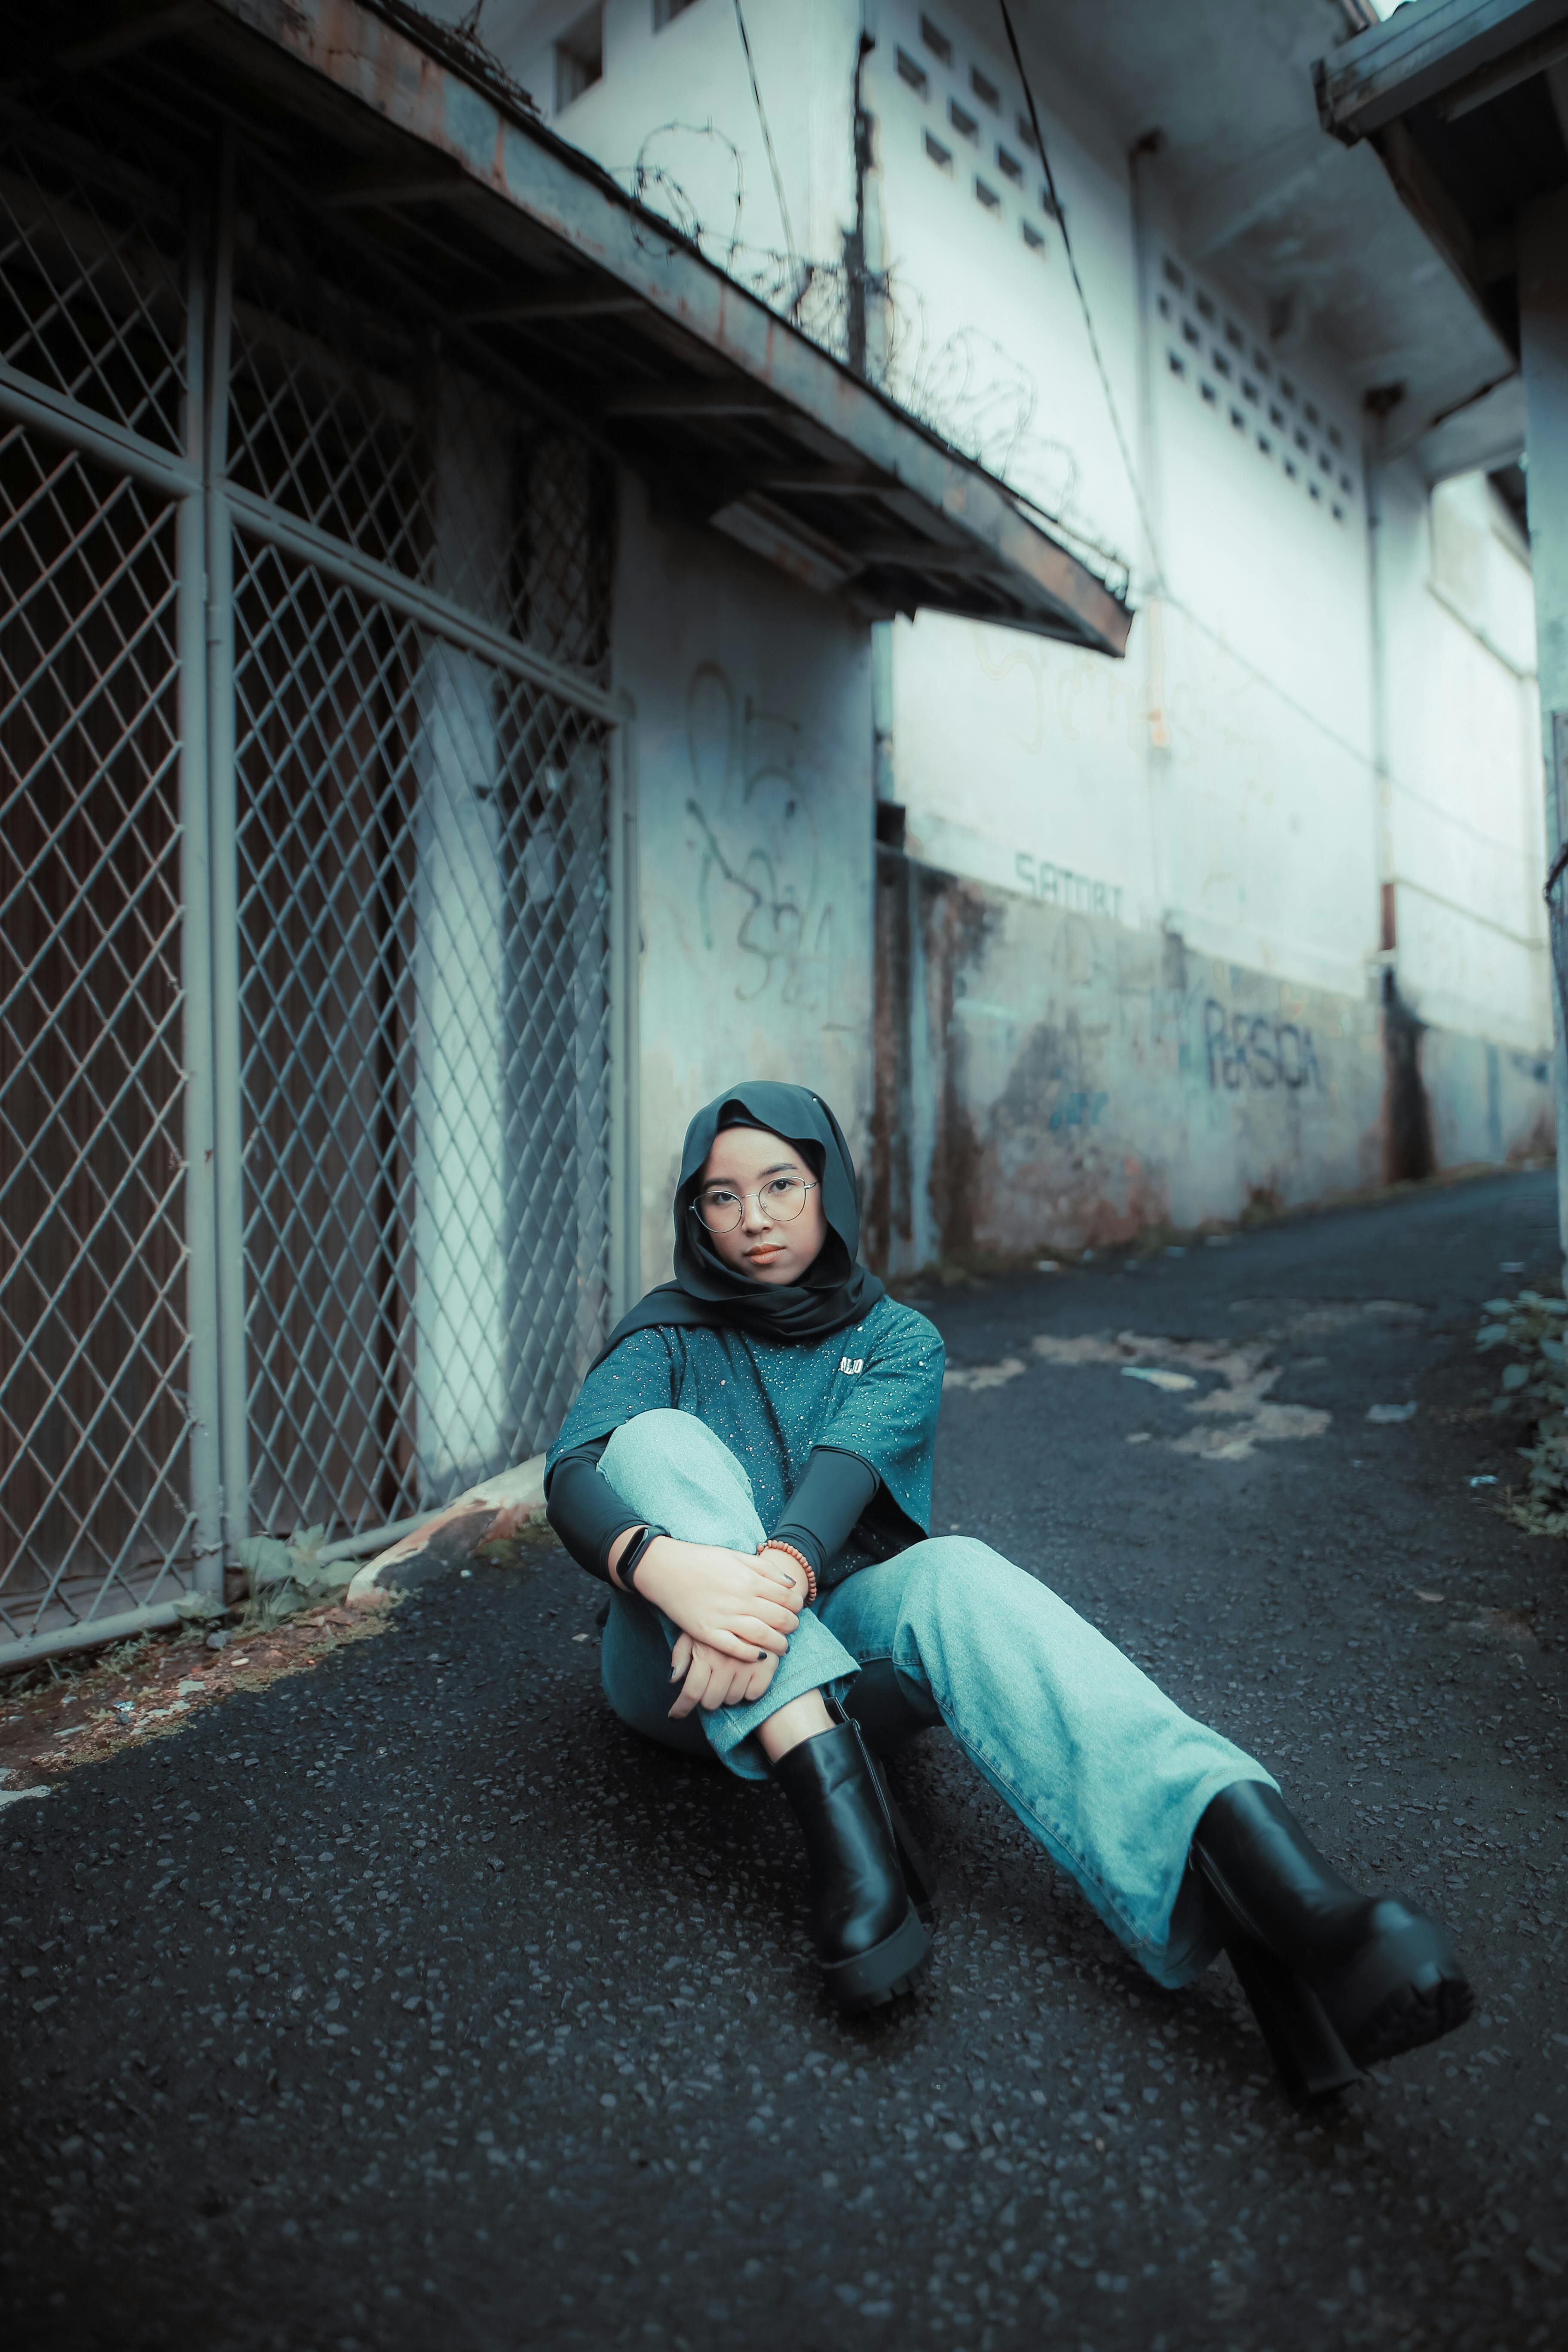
[{"left": 4, "top": 1170, "right": 1567, "bottom": 2352}]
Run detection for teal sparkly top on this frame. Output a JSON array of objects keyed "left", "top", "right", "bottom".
[{"left": 546, "top": 1294, "right": 945, "bottom": 1588}]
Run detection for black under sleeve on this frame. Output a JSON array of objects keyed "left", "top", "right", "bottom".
[
  {"left": 770, "top": 1445, "right": 879, "bottom": 1581},
  {"left": 544, "top": 1438, "right": 646, "bottom": 1583}
]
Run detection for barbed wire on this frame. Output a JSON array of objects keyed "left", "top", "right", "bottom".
[{"left": 612, "top": 122, "right": 1125, "bottom": 591}]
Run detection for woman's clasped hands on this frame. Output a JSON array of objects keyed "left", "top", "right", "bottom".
[{"left": 617, "top": 1535, "right": 806, "bottom": 1718}]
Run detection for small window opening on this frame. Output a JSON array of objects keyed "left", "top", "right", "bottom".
[
  {"left": 1195, "top": 291, "right": 1215, "bottom": 322},
  {"left": 1327, "top": 424, "right": 1343, "bottom": 449},
  {"left": 1305, "top": 401, "right": 1320, "bottom": 426},
  {"left": 949, "top": 99, "right": 978, "bottom": 141},
  {"left": 1284, "top": 458, "right": 1298, "bottom": 479},
  {"left": 1214, "top": 351, "right": 1232, "bottom": 379},
  {"left": 921, "top": 14, "right": 953, "bottom": 65},
  {"left": 554, "top": 6, "right": 603, "bottom": 109},
  {"left": 1242, "top": 379, "right": 1259, "bottom": 404},
  {"left": 653, "top": 0, "right": 698, "bottom": 28},
  {"left": 1269, "top": 404, "right": 1285, "bottom": 429},
  {"left": 975, "top": 177, "right": 1000, "bottom": 213},
  {"left": 1253, "top": 349, "right": 1272, "bottom": 379},
  {"left": 1167, "top": 348, "right": 1186, "bottom": 376},
  {"left": 1201, "top": 380, "right": 1217, "bottom": 406},
  {"left": 1182, "top": 318, "right": 1200, "bottom": 348},
  {"left": 997, "top": 145, "right": 1023, "bottom": 184},
  {"left": 1280, "top": 377, "right": 1296, "bottom": 401},
  {"left": 1021, "top": 220, "right": 1046, "bottom": 253},
  {"left": 925, "top": 130, "right": 953, "bottom": 173},
  {"left": 1224, "top": 320, "right": 1244, "bottom": 349},
  {"left": 1256, "top": 433, "right": 1271, "bottom": 456},
  {"left": 1163, "top": 256, "right": 1186, "bottom": 291},
  {"left": 1157, "top": 292, "right": 1172, "bottom": 319},
  {"left": 971, "top": 67, "right": 1000, "bottom": 109},
  {"left": 897, "top": 48, "right": 929, "bottom": 96},
  {"left": 1017, "top": 111, "right": 1039, "bottom": 152}
]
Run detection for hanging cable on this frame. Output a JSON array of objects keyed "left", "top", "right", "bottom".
[
  {"left": 732, "top": 0, "right": 800, "bottom": 288},
  {"left": 998, "top": 0, "right": 1163, "bottom": 592}
]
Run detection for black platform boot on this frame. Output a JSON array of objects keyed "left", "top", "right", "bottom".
[
  {"left": 772, "top": 1720, "right": 931, "bottom": 2012},
  {"left": 1193, "top": 1782, "right": 1474, "bottom": 2097}
]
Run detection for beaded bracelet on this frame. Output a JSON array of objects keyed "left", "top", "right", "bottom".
[{"left": 758, "top": 1537, "right": 816, "bottom": 1606}]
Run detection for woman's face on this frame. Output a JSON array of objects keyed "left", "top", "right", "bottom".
[{"left": 693, "top": 1125, "right": 828, "bottom": 1286}]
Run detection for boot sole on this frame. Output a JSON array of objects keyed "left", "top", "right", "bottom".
[
  {"left": 1304, "top": 1910, "right": 1473, "bottom": 2070},
  {"left": 821, "top": 1901, "right": 931, "bottom": 2013},
  {"left": 1340, "top": 1957, "right": 1475, "bottom": 2069}
]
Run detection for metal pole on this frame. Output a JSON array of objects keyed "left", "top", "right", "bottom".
[
  {"left": 177, "top": 179, "right": 225, "bottom": 1597},
  {"left": 1519, "top": 189, "right": 1568, "bottom": 1281},
  {"left": 609, "top": 698, "right": 641, "bottom": 1319},
  {"left": 203, "top": 135, "right": 250, "bottom": 1555}
]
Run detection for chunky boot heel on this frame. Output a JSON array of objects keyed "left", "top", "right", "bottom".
[
  {"left": 1223, "top": 1935, "right": 1364, "bottom": 2103},
  {"left": 773, "top": 1721, "right": 931, "bottom": 2013},
  {"left": 1194, "top": 1782, "right": 1475, "bottom": 2081}
]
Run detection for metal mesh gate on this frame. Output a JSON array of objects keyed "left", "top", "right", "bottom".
[
  {"left": 0, "top": 113, "right": 625, "bottom": 1661},
  {"left": 232, "top": 537, "right": 613, "bottom": 1537}
]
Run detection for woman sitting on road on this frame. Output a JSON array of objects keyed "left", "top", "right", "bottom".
[{"left": 545, "top": 1081, "right": 1473, "bottom": 2099}]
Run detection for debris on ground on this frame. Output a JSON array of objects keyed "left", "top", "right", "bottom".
[
  {"left": 0, "top": 1592, "right": 395, "bottom": 1785},
  {"left": 1475, "top": 1288, "right": 1568, "bottom": 1535},
  {"left": 946, "top": 1302, "right": 1430, "bottom": 1461}
]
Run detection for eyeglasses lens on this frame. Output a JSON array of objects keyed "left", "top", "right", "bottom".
[{"left": 695, "top": 1179, "right": 808, "bottom": 1233}]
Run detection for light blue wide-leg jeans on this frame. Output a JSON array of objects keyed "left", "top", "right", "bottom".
[{"left": 595, "top": 1407, "right": 1275, "bottom": 1988}]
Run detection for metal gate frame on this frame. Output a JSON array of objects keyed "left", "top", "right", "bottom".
[{"left": 0, "top": 138, "right": 638, "bottom": 1668}]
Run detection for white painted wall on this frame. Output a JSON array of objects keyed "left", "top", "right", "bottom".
[
  {"left": 613, "top": 472, "right": 875, "bottom": 1287},
  {"left": 1377, "top": 463, "right": 1547, "bottom": 1051},
  {"left": 449, "top": 0, "right": 1550, "bottom": 1251}
]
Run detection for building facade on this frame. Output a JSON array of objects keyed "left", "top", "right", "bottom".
[{"left": 490, "top": 0, "right": 1553, "bottom": 1267}]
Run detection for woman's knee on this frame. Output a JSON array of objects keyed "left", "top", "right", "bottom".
[{"left": 894, "top": 1536, "right": 1026, "bottom": 1632}]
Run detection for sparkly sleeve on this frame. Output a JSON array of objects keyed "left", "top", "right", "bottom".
[
  {"left": 544, "top": 1328, "right": 678, "bottom": 1473},
  {"left": 813, "top": 1305, "right": 944, "bottom": 1543}
]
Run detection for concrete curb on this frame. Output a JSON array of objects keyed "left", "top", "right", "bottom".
[{"left": 346, "top": 1455, "right": 548, "bottom": 1602}]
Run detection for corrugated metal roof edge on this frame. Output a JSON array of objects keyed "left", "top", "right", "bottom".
[{"left": 208, "top": 0, "right": 1133, "bottom": 657}]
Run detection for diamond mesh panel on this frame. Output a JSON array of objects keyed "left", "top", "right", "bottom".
[
  {"left": 232, "top": 533, "right": 613, "bottom": 1539},
  {"left": 226, "top": 163, "right": 612, "bottom": 680},
  {"left": 0, "top": 423, "right": 192, "bottom": 1644},
  {"left": 0, "top": 111, "right": 186, "bottom": 450}
]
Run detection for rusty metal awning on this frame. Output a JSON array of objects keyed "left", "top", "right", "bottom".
[{"left": 17, "top": 0, "right": 1131, "bottom": 657}]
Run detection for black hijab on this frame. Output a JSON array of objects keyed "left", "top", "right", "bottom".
[{"left": 593, "top": 1081, "right": 885, "bottom": 1365}]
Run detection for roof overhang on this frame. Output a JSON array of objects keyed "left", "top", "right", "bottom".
[
  {"left": 1314, "top": 0, "right": 1568, "bottom": 375},
  {"left": 24, "top": 0, "right": 1129, "bottom": 655}
]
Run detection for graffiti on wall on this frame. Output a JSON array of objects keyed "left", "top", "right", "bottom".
[
  {"left": 1014, "top": 851, "right": 1124, "bottom": 922},
  {"left": 1203, "top": 999, "right": 1323, "bottom": 1094},
  {"left": 683, "top": 662, "right": 838, "bottom": 1011}
]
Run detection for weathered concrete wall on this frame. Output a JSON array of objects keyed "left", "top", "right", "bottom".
[
  {"left": 869, "top": 850, "right": 1552, "bottom": 1276},
  {"left": 614, "top": 474, "right": 874, "bottom": 1292}
]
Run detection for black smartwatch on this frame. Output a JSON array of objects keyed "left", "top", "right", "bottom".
[{"left": 617, "top": 1524, "right": 668, "bottom": 1596}]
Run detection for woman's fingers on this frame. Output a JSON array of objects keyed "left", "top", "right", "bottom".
[
  {"left": 668, "top": 1650, "right": 712, "bottom": 1718},
  {"left": 669, "top": 1631, "right": 693, "bottom": 1683},
  {"left": 743, "top": 1596, "right": 799, "bottom": 1635},
  {"left": 731, "top": 1615, "right": 792, "bottom": 1654},
  {"left": 693, "top": 1625, "right": 782, "bottom": 1663},
  {"left": 703, "top": 1663, "right": 750, "bottom": 1711}
]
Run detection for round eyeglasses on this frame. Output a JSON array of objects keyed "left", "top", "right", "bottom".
[{"left": 691, "top": 1176, "right": 818, "bottom": 1235}]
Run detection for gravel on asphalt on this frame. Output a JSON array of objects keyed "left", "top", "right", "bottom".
[{"left": 3, "top": 1169, "right": 1567, "bottom": 2352}]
